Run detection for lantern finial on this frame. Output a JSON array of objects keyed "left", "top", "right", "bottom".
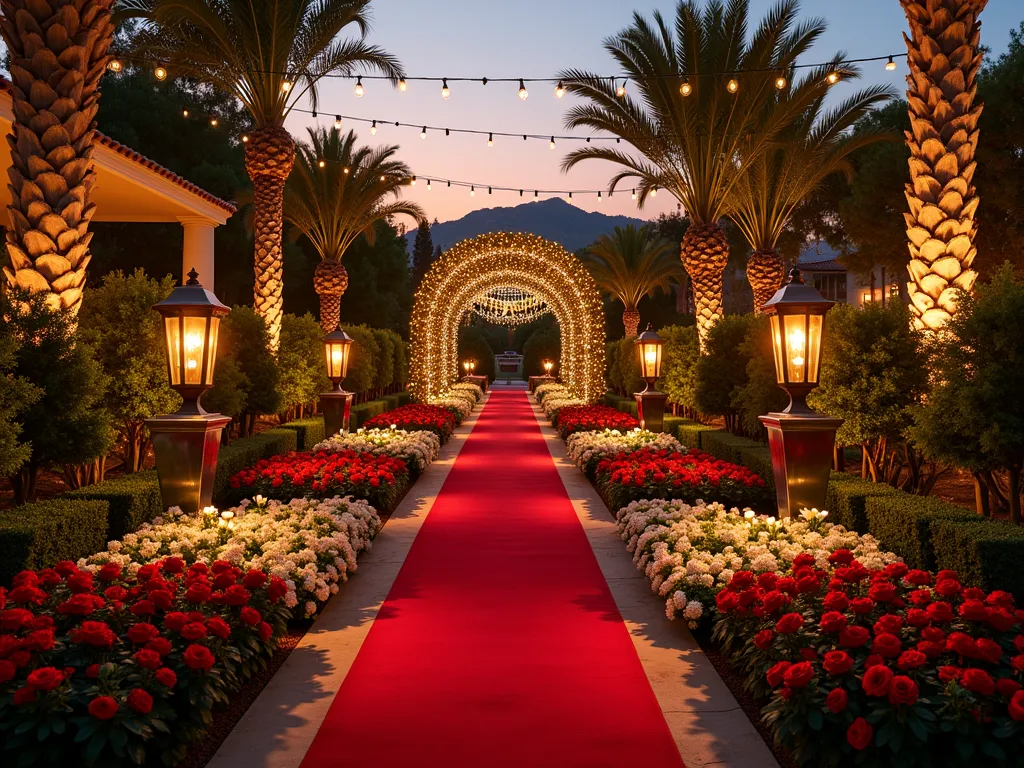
[
  {"left": 186, "top": 267, "right": 201, "bottom": 286},
  {"left": 787, "top": 267, "right": 804, "bottom": 285}
]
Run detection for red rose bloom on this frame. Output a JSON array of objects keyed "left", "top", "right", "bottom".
[
  {"left": 243, "top": 570, "right": 268, "bottom": 589},
  {"left": 12, "top": 687, "right": 36, "bottom": 705},
  {"left": 1009, "top": 691, "right": 1024, "bottom": 722},
  {"left": 939, "top": 666, "right": 963, "bottom": 683},
  {"left": 223, "top": 585, "right": 251, "bottom": 607},
  {"left": 127, "top": 688, "right": 153, "bottom": 714},
  {"left": 183, "top": 644, "right": 216, "bottom": 672},
  {"left": 761, "top": 591, "right": 789, "bottom": 614},
  {"left": 26, "top": 629, "right": 54, "bottom": 652},
  {"left": 186, "top": 584, "right": 212, "bottom": 604},
  {"left": 753, "top": 630, "right": 774, "bottom": 650},
  {"left": 974, "top": 637, "right": 1003, "bottom": 665},
  {"left": 97, "top": 562, "right": 121, "bottom": 581},
  {"left": 927, "top": 601, "right": 954, "bottom": 622},
  {"left": 86, "top": 664, "right": 101, "bottom": 679},
  {"left": 88, "top": 696, "right": 119, "bottom": 720},
  {"left": 869, "top": 581, "right": 896, "bottom": 603},
  {"left": 161, "top": 557, "right": 185, "bottom": 575},
  {"left": 155, "top": 667, "right": 177, "bottom": 688},
  {"left": 26, "top": 666, "right": 64, "bottom": 691},
  {"left": 898, "top": 650, "right": 927, "bottom": 670},
  {"left": 862, "top": 665, "right": 894, "bottom": 697},
  {"left": 766, "top": 661, "right": 792, "bottom": 688},
  {"left": 127, "top": 623, "right": 160, "bottom": 644},
  {"left": 820, "top": 611, "right": 847, "bottom": 633},
  {"left": 826, "top": 687, "right": 848, "bottom": 713},
  {"left": 130, "top": 600, "right": 156, "bottom": 616},
  {"left": 146, "top": 637, "right": 173, "bottom": 657},
  {"left": 839, "top": 626, "right": 870, "bottom": 648},
  {"left": 935, "top": 578, "right": 962, "bottom": 598},
  {"left": 164, "top": 612, "right": 188, "bottom": 632},
  {"left": 960, "top": 600, "right": 989, "bottom": 622},
  {"left": 829, "top": 549, "right": 854, "bottom": 566},
  {"left": 267, "top": 577, "right": 287, "bottom": 602},
  {"left": 72, "top": 621, "right": 116, "bottom": 648},
  {"left": 134, "top": 649, "right": 162, "bottom": 670},
  {"left": 66, "top": 572, "right": 94, "bottom": 594},
  {"left": 997, "top": 678, "right": 1022, "bottom": 697},
  {"left": 258, "top": 621, "right": 273, "bottom": 642},
  {"left": 888, "top": 675, "right": 919, "bottom": 706},
  {"left": 240, "top": 606, "right": 262, "bottom": 626},
  {"left": 961, "top": 668, "right": 995, "bottom": 696},
  {"left": 0, "top": 659, "right": 16, "bottom": 683},
  {"left": 776, "top": 613, "right": 804, "bottom": 634},
  {"left": 847, "top": 717, "right": 873, "bottom": 751},
  {"left": 181, "top": 622, "right": 207, "bottom": 641},
  {"left": 784, "top": 661, "right": 814, "bottom": 689},
  {"left": 208, "top": 616, "right": 231, "bottom": 640},
  {"left": 823, "top": 650, "right": 854, "bottom": 676},
  {"left": 823, "top": 592, "right": 850, "bottom": 612},
  {"left": 904, "top": 569, "right": 931, "bottom": 586},
  {"left": 850, "top": 597, "right": 875, "bottom": 615},
  {"left": 872, "top": 633, "right": 901, "bottom": 658}
]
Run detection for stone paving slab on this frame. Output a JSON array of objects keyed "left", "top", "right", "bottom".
[
  {"left": 208, "top": 397, "right": 488, "bottom": 768},
  {"left": 532, "top": 400, "right": 781, "bottom": 768}
]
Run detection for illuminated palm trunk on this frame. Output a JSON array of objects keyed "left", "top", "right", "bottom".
[
  {"left": 245, "top": 125, "right": 295, "bottom": 350},
  {"left": 681, "top": 224, "right": 729, "bottom": 349},
  {"left": 313, "top": 260, "right": 349, "bottom": 332},
  {"left": 901, "top": 0, "right": 986, "bottom": 330},
  {"left": 0, "top": 0, "right": 114, "bottom": 316},
  {"left": 747, "top": 249, "right": 786, "bottom": 313},
  {"left": 622, "top": 307, "right": 640, "bottom": 338}
]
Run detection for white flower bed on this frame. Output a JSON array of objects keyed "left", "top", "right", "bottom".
[
  {"left": 429, "top": 393, "right": 473, "bottom": 422},
  {"left": 541, "top": 394, "right": 585, "bottom": 421},
  {"left": 314, "top": 426, "right": 441, "bottom": 473},
  {"left": 615, "top": 500, "right": 901, "bottom": 628},
  {"left": 566, "top": 428, "right": 684, "bottom": 476},
  {"left": 81, "top": 496, "right": 381, "bottom": 618},
  {"left": 535, "top": 382, "right": 567, "bottom": 402},
  {"left": 451, "top": 382, "right": 484, "bottom": 402}
]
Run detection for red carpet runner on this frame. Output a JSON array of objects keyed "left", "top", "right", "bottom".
[{"left": 300, "top": 389, "right": 684, "bottom": 767}]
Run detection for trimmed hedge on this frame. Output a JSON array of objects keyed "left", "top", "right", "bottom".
[
  {"left": 615, "top": 399, "right": 639, "bottom": 417},
  {"left": 396, "top": 391, "right": 411, "bottom": 407},
  {"left": 676, "top": 420, "right": 720, "bottom": 452},
  {"left": 824, "top": 472, "right": 903, "bottom": 532},
  {"left": 662, "top": 415, "right": 686, "bottom": 437},
  {"left": 278, "top": 417, "right": 326, "bottom": 451},
  {"left": 63, "top": 470, "right": 162, "bottom": 541},
  {"left": 350, "top": 399, "right": 387, "bottom": 428},
  {"left": 864, "top": 494, "right": 978, "bottom": 571},
  {"left": 602, "top": 393, "right": 631, "bottom": 409},
  {"left": 0, "top": 500, "right": 109, "bottom": 585},
  {"left": 382, "top": 394, "right": 402, "bottom": 411},
  {"left": 701, "top": 431, "right": 755, "bottom": 465},
  {"left": 738, "top": 444, "right": 775, "bottom": 494},
  {"left": 930, "top": 519, "right": 1024, "bottom": 597},
  {"left": 213, "top": 428, "right": 298, "bottom": 503}
]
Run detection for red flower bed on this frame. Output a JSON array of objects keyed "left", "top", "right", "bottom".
[
  {"left": 0, "top": 558, "right": 289, "bottom": 766},
  {"left": 596, "top": 447, "right": 769, "bottom": 509},
  {"left": 365, "top": 404, "right": 456, "bottom": 442},
  {"left": 555, "top": 405, "right": 639, "bottom": 438},
  {"left": 228, "top": 450, "right": 409, "bottom": 511},
  {"left": 714, "top": 556, "right": 1024, "bottom": 766}
]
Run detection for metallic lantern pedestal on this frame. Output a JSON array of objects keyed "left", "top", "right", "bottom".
[
  {"left": 146, "top": 413, "right": 231, "bottom": 514},
  {"left": 759, "top": 411, "right": 843, "bottom": 519},
  {"left": 635, "top": 389, "right": 668, "bottom": 433},
  {"left": 321, "top": 390, "right": 354, "bottom": 438}
]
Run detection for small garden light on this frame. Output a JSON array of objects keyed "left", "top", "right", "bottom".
[
  {"left": 543, "top": 359, "right": 554, "bottom": 375},
  {"left": 321, "top": 328, "right": 356, "bottom": 438},
  {"left": 633, "top": 324, "right": 667, "bottom": 432}
]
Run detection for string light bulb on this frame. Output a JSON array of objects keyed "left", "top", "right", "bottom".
[
  {"left": 597, "top": 191, "right": 602, "bottom": 203},
  {"left": 334, "top": 115, "right": 342, "bottom": 129},
  {"left": 680, "top": 78, "right": 692, "bottom": 97},
  {"left": 441, "top": 78, "right": 450, "bottom": 100},
  {"left": 775, "top": 73, "right": 787, "bottom": 90},
  {"left": 549, "top": 136, "right": 556, "bottom": 150},
  {"left": 427, "top": 179, "right": 432, "bottom": 191},
  {"left": 615, "top": 80, "right": 626, "bottom": 98},
  {"left": 241, "top": 134, "right": 249, "bottom": 143},
  {"left": 370, "top": 120, "right": 377, "bottom": 135},
  {"left": 421, "top": 126, "right": 427, "bottom": 139},
  {"left": 727, "top": 78, "right": 739, "bottom": 94},
  {"left": 343, "top": 167, "right": 349, "bottom": 174},
  {"left": 487, "top": 133, "right": 494, "bottom": 147},
  {"left": 107, "top": 58, "right": 123, "bottom": 73},
  {"left": 631, "top": 189, "right": 637, "bottom": 200},
  {"left": 209, "top": 117, "right": 218, "bottom": 127},
  {"left": 470, "top": 185, "right": 475, "bottom": 197},
  {"left": 567, "top": 192, "right": 573, "bottom": 203},
  {"left": 154, "top": 65, "right": 168, "bottom": 81},
  {"left": 555, "top": 81, "right": 565, "bottom": 98},
  {"left": 318, "top": 159, "right": 326, "bottom": 168},
  {"left": 354, "top": 76, "right": 364, "bottom": 97},
  {"left": 885, "top": 56, "right": 897, "bottom": 71},
  {"left": 410, "top": 175, "right": 416, "bottom": 186},
  {"left": 826, "top": 71, "right": 840, "bottom": 85},
  {"left": 518, "top": 79, "right": 528, "bottom": 100},
  {"left": 182, "top": 108, "right": 189, "bottom": 118},
  {"left": 281, "top": 80, "right": 292, "bottom": 92},
  {"left": 398, "top": 78, "right": 408, "bottom": 92},
  {"left": 650, "top": 187, "right": 657, "bottom": 197}
]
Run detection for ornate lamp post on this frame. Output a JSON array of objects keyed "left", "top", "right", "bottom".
[
  {"left": 543, "top": 359, "right": 554, "bottom": 376},
  {"left": 321, "top": 328, "right": 355, "bottom": 438},
  {"left": 634, "top": 324, "right": 667, "bottom": 433},
  {"left": 759, "top": 268, "right": 842, "bottom": 518},
  {"left": 146, "top": 268, "right": 231, "bottom": 514}
]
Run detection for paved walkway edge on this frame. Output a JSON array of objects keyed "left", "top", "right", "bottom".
[
  {"left": 531, "top": 397, "right": 781, "bottom": 768},
  {"left": 209, "top": 396, "right": 489, "bottom": 768}
]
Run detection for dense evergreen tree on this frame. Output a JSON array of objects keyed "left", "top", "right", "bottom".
[{"left": 411, "top": 220, "right": 436, "bottom": 287}]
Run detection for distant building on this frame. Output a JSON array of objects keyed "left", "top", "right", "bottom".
[{"left": 798, "top": 241, "right": 904, "bottom": 308}]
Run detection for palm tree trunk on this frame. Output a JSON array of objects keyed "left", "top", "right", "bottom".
[
  {"left": 746, "top": 249, "right": 785, "bottom": 313},
  {"left": 622, "top": 306, "right": 640, "bottom": 338},
  {"left": 313, "top": 260, "right": 349, "bottom": 332},
  {"left": 901, "top": 0, "right": 985, "bottom": 331},
  {"left": 681, "top": 224, "right": 729, "bottom": 350},
  {"left": 0, "top": 0, "right": 114, "bottom": 316},
  {"left": 245, "top": 126, "right": 295, "bottom": 350}
]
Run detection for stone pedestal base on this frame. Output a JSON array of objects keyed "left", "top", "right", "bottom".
[
  {"left": 464, "top": 374, "right": 489, "bottom": 392},
  {"left": 759, "top": 411, "right": 844, "bottom": 519},
  {"left": 146, "top": 413, "right": 231, "bottom": 514},
  {"left": 635, "top": 390, "right": 669, "bottom": 433},
  {"left": 321, "top": 390, "right": 354, "bottom": 438},
  {"left": 528, "top": 375, "right": 556, "bottom": 393}
]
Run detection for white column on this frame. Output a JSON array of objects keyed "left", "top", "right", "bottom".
[{"left": 178, "top": 216, "right": 218, "bottom": 289}]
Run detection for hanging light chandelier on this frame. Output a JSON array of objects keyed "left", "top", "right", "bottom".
[{"left": 468, "top": 286, "right": 551, "bottom": 327}]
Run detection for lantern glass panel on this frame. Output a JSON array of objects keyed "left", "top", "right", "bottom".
[
  {"left": 769, "top": 315, "right": 784, "bottom": 384},
  {"left": 782, "top": 313, "right": 809, "bottom": 384},
  {"left": 325, "top": 341, "right": 349, "bottom": 380},
  {"left": 204, "top": 317, "right": 220, "bottom": 385},
  {"left": 807, "top": 314, "right": 823, "bottom": 384},
  {"left": 164, "top": 317, "right": 182, "bottom": 386},
  {"left": 183, "top": 316, "right": 208, "bottom": 385},
  {"left": 638, "top": 341, "right": 661, "bottom": 379}
]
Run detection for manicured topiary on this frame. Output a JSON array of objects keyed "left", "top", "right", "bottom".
[
  {"left": 62, "top": 470, "right": 163, "bottom": 540},
  {"left": 825, "top": 473, "right": 903, "bottom": 532},
  {"left": 701, "top": 430, "right": 756, "bottom": 465},
  {"left": 864, "top": 494, "right": 978, "bottom": 570},
  {"left": 930, "top": 518, "right": 1024, "bottom": 597},
  {"left": 0, "top": 499, "right": 109, "bottom": 584},
  {"left": 676, "top": 420, "right": 721, "bottom": 452},
  {"left": 278, "top": 417, "right": 327, "bottom": 451}
]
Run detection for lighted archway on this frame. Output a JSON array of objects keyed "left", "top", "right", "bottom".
[{"left": 410, "top": 232, "right": 605, "bottom": 403}]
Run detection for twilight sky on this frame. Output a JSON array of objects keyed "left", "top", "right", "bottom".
[{"left": 287, "top": 0, "right": 1020, "bottom": 225}]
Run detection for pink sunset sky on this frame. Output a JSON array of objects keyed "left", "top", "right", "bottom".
[{"left": 283, "top": 0, "right": 1019, "bottom": 225}]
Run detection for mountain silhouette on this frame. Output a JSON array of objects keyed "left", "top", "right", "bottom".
[{"left": 406, "top": 197, "right": 646, "bottom": 255}]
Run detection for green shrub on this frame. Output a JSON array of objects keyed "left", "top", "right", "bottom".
[
  {"left": 614, "top": 338, "right": 644, "bottom": 394},
  {"left": 603, "top": 393, "right": 631, "bottom": 409},
  {"left": 388, "top": 330, "right": 409, "bottom": 384},
  {"left": 695, "top": 313, "right": 757, "bottom": 424},
  {"left": 395, "top": 391, "right": 412, "bottom": 407},
  {"left": 0, "top": 500, "right": 109, "bottom": 585},
  {"left": 382, "top": 394, "right": 402, "bottom": 411},
  {"left": 343, "top": 325, "right": 382, "bottom": 396},
  {"left": 213, "top": 428, "right": 298, "bottom": 503},
  {"left": 372, "top": 329, "right": 396, "bottom": 390},
  {"left": 277, "top": 313, "right": 329, "bottom": 418},
  {"left": 677, "top": 421, "right": 720, "bottom": 451},
  {"left": 738, "top": 445, "right": 775, "bottom": 493},
  {"left": 522, "top": 320, "right": 560, "bottom": 378},
  {"left": 732, "top": 315, "right": 787, "bottom": 437},
  {"left": 701, "top": 431, "right": 757, "bottom": 465},
  {"left": 458, "top": 326, "right": 496, "bottom": 382},
  {"left": 865, "top": 494, "right": 978, "bottom": 571},
  {"left": 221, "top": 306, "right": 281, "bottom": 424},
  {"left": 825, "top": 472, "right": 903, "bottom": 532},
  {"left": 658, "top": 325, "right": 699, "bottom": 412},
  {"left": 616, "top": 398, "right": 639, "bottom": 417},
  {"left": 930, "top": 519, "right": 1024, "bottom": 597},
  {"left": 63, "top": 470, "right": 162, "bottom": 540},
  {"left": 663, "top": 415, "right": 685, "bottom": 436},
  {"left": 278, "top": 417, "right": 327, "bottom": 451},
  {"left": 351, "top": 399, "right": 387, "bottom": 428}
]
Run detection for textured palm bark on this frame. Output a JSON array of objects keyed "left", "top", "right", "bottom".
[
  {"left": 313, "top": 260, "right": 348, "bottom": 332},
  {"left": 681, "top": 224, "right": 729, "bottom": 350},
  {"left": 245, "top": 126, "right": 295, "bottom": 350},
  {"left": 747, "top": 249, "right": 786, "bottom": 313},
  {"left": 901, "top": 0, "right": 986, "bottom": 330},
  {"left": 621, "top": 307, "right": 640, "bottom": 338},
  {"left": 0, "top": 0, "right": 114, "bottom": 315}
]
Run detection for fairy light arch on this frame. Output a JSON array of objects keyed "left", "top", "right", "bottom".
[{"left": 410, "top": 232, "right": 605, "bottom": 403}]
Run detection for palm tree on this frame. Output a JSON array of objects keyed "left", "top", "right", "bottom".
[
  {"left": 559, "top": 0, "right": 833, "bottom": 348},
  {"left": 122, "top": 0, "right": 402, "bottom": 350},
  {"left": 284, "top": 127, "right": 425, "bottom": 332},
  {"left": 0, "top": 0, "right": 115, "bottom": 316},
  {"left": 582, "top": 225, "right": 679, "bottom": 337},
  {"left": 900, "top": 0, "right": 986, "bottom": 331},
  {"left": 729, "top": 64, "right": 896, "bottom": 311}
]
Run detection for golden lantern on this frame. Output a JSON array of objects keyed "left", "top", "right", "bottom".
[
  {"left": 146, "top": 269, "right": 231, "bottom": 514},
  {"left": 633, "top": 324, "right": 667, "bottom": 432},
  {"left": 321, "top": 328, "right": 356, "bottom": 438},
  {"left": 759, "top": 267, "right": 842, "bottom": 519},
  {"left": 543, "top": 359, "right": 554, "bottom": 375}
]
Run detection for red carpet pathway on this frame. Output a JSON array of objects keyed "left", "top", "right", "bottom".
[{"left": 301, "top": 389, "right": 684, "bottom": 767}]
